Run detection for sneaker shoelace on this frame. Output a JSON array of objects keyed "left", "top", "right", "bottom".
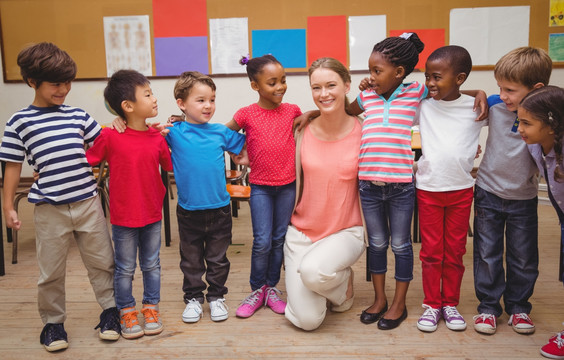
[
  {"left": 512, "top": 313, "right": 532, "bottom": 324},
  {"left": 95, "top": 307, "right": 120, "bottom": 332},
  {"left": 443, "top": 306, "right": 462, "bottom": 320},
  {"left": 265, "top": 287, "right": 283, "bottom": 305},
  {"left": 121, "top": 310, "right": 140, "bottom": 328},
  {"left": 141, "top": 308, "right": 160, "bottom": 324},
  {"left": 40, "top": 324, "right": 67, "bottom": 344},
  {"left": 241, "top": 288, "right": 263, "bottom": 306},
  {"left": 420, "top": 307, "right": 440, "bottom": 322},
  {"left": 552, "top": 331, "right": 564, "bottom": 348},
  {"left": 213, "top": 298, "right": 228, "bottom": 311}
]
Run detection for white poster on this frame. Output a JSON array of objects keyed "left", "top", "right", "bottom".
[
  {"left": 450, "top": 6, "right": 530, "bottom": 66},
  {"left": 348, "top": 15, "right": 386, "bottom": 71},
  {"left": 209, "top": 17, "right": 249, "bottom": 74},
  {"left": 103, "top": 15, "right": 152, "bottom": 77}
]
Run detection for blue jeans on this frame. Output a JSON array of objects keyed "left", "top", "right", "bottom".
[
  {"left": 359, "top": 180, "right": 414, "bottom": 282},
  {"left": 249, "top": 182, "right": 296, "bottom": 290},
  {"left": 473, "top": 186, "right": 538, "bottom": 316},
  {"left": 112, "top": 221, "right": 162, "bottom": 310}
]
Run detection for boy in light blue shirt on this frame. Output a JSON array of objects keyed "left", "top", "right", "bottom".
[{"left": 166, "top": 71, "right": 245, "bottom": 323}]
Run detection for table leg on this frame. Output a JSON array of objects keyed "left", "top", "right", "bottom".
[{"left": 161, "top": 168, "right": 171, "bottom": 247}]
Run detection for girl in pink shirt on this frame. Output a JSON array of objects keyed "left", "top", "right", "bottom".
[{"left": 225, "top": 55, "right": 302, "bottom": 318}]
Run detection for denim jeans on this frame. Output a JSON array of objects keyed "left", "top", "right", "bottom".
[
  {"left": 112, "top": 221, "right": 162, "bottom": 310},
  {"left": 359, "top": 180, "right": 414, "bottom": 282},
  {"left": 177, "top": 204, "right": 231, "bottom": 303},
  {"left": 473, "top": 186, "right": 538, "bottom": 316},
  {"left": 249, "top": 182, "right": 296, "bottom": 290}
]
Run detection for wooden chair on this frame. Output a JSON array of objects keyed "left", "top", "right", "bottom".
[{"left": 226, "top": 164, "right": 251, "bottom": 217}]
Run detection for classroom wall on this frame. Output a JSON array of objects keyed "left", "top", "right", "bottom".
[{"left": 1, "top": 53, "right": 564, "bottom": 177}]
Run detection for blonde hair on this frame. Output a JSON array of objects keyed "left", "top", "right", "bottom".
[
  {"left": 174, "top": 71, "right": 216, "bottom": 101},
  {"left": 494, "top": 47, "right": 552, "bottom": 88}
]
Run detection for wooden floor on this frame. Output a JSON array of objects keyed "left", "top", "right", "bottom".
[{"left": 0, "top": 185, "right": 562, "bottom": 359}]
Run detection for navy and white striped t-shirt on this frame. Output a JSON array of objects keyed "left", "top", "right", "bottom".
[{"left": 0, "top": 105, "right": 101, "bottom": 204}]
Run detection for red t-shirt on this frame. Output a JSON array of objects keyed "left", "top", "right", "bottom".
[
  {"left": 86, "top": 127, "right": 173, "bottom": 227},
  {"left": 233, "top": 103, "right": 301, "bottom": 185}
]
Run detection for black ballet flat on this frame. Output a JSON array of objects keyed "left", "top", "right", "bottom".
[
  {"left": 360, "top": 302, "right": 388, "bottom": 324},
  {"left": 377, "top": 307, "right": 408, "bottom": 330}
]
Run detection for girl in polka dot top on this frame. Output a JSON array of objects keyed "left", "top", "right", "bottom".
[{"left": 225, "top": 55, "right": 302, "bottom": 318}]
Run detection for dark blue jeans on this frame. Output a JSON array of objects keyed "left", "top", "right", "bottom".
[
  {"left": 359, "top": 180, "right": 414, "bottom": 282},
  {"left": 473, "top": 186, "right": 538, "bottom": 316},
  {"left": 249, "top": 182, "right": 295, "bottom": 290},
  {"left": 177, "top": 204, "right": 232, "bottom": 303}
]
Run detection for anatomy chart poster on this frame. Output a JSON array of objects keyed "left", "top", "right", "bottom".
[{"left": 104, "top": 15, "right": 153, "bottom": 77}]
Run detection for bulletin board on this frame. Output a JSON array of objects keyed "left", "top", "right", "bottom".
[{"left": 0, "top": 0, "right": 558, "bottom": 82}]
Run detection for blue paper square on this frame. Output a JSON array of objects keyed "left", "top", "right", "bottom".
[{"left": 251, "top": 29, "right": 306, "bottom": 68}]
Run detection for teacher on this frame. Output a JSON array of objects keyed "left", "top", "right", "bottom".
[{"left": 284, "top": 57, "right": 365, "bottom": 331}]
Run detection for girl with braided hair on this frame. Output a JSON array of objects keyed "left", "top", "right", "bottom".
[
  {"left": 346, "top": 32, "right": 427, "bottom": 330},
  {"left": 517, "top": 85, "right": 564, "bottom": 359}
]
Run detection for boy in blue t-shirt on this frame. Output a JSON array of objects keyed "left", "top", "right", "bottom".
[
  {"left": 166, "top": 71, "right": 245, "bottom": 324},
  {"left": 0, "top": 42, "right": 120, "bottom": 352}
]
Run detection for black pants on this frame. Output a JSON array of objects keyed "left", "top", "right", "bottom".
[{"left": 177, "top": 204, "right": 232, "bottom": 303}]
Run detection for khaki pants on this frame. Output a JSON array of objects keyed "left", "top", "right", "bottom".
[
  {"left": 34, "top": 196, "right": 115, "bottom": 324},
  {"left": 284, "top": 225, "right": 365, "bottom": 331}
]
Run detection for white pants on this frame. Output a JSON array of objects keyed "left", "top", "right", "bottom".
[{"left": 284, "top": 225, "right": 365, "bottom": 331}]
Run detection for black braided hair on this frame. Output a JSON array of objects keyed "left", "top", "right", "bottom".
[
  {"left": 520, "top": 85, "right": 564, "bottom": 182},
  {"left": 372, "top": 33, "right": 424, "bottom": 77},
  {"left": 241, "top": 54, "right": 282, "bottom": 82}
]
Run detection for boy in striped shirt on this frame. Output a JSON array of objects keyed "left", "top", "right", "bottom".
[{"left": 0, "top": 43, "right": 120, "bottom": 352}]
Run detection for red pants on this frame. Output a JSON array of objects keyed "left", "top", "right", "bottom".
[{"left": 417, "top": 187, "right": 473, "bottom": 309}]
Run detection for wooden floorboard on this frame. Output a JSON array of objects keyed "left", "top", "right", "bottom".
[{"left": 0, "top": 185, "right": 562, "bottom": 359}]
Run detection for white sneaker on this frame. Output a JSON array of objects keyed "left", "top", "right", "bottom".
[
  {"left": 182, "top": 298, "right": 203, "bottom": 323},
  {"left": 209, "top": 298, "right": 229, "bottom": 322}
]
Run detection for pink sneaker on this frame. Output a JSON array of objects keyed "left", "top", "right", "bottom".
[
  {"left": 236, "top": 285, "right": 266, "bottom": 318},
  {"left": 265, "top": 287, "right": 286, "bottom": 314}
]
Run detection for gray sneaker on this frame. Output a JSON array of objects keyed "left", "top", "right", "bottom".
[
  {"left": 209, "top": 298, "right": 229, "bottom": 322},
  {"left": 119, "top": 307, "right": 144, "bottom": 339},
  {"left": 141, "top": 304, "right": 163, "bottom": 335},
  {"left": 182, "top": 298, "right": 203, "bottom": 323}
]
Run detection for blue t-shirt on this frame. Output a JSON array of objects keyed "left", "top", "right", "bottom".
[{"left": 166, "top": 121, "right": 245, "bottom": 211}]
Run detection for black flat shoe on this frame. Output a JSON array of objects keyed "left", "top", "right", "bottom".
[
  {"left": 377, "top": 307, "right": 408, "bottom": 330},
  {"left": 360, "top": 302, "right": 388, "bottom": 324}
]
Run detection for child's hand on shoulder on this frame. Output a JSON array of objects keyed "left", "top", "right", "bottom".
[
  {"left": 148, "top": 122, "right": 172, "bottom": 136},
  {"left": 109, "top": 117, "right": 127, "bottom": 133},
  {"left": 168, "top": 114, "right": 184, "bottom": 124}
]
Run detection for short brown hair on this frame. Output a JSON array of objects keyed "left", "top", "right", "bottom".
[
  {"left": 174, "top": 71, "right": 216, "bottom": 101},
  {"left": 17, "top": 42, "right": 77, "bottom": 87},
  {"left": 494, "top": 47, "right": 552, "bottom": 88}
]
